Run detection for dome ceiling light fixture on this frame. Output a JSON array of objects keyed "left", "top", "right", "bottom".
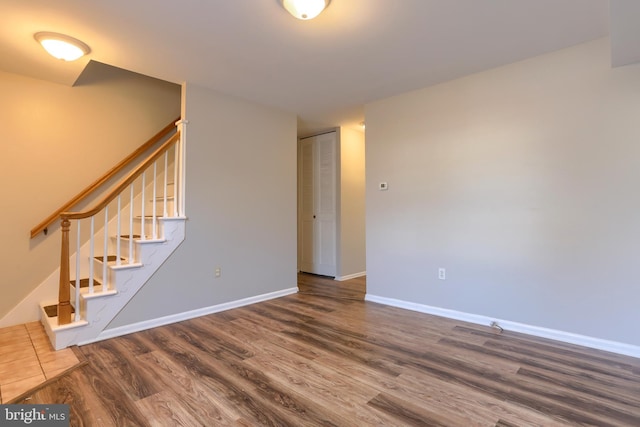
[
  {"left": 34, "top": 32, "right": 91, "bottom": 61},
  {"left": 281, "top": 0, "right": 331, "bottom": 20}
]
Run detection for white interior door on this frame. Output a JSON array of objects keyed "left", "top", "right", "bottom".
[
  {"left": 298, "top": 132, "right": 336, "bottom": 276},
  {"left": 299, "top": 138, "right": 316, "bottom": 273}
]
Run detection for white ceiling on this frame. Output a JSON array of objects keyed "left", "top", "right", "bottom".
[{"left": 1, "top": 0, "right": 634, "bottom": 136}]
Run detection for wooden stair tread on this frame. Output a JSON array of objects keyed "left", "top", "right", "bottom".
[
  {"left": 94, "top": 255, "right": 125, "bottom": 262},
  {"left": 70, "top": 278, "right": 102, "bottom": 288},
  {"left": 118, "top": 234, "right": 163, "bottom": 240},
  {"left": 43, "top": 304, "right": 75, "bottom": 318}
]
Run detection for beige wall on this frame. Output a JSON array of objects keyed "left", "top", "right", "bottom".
[
  {"left": 365, "top": 38, "right": 640, "bottom": 347},
  {"left": 109, "top": 83, "right": 298, "bottom": 327},
  {"left": 338, "top": 127, "right": 366, "bottom": 278},
  {"left": 0, "top": 63, "right": 180, "bottom": 319}
]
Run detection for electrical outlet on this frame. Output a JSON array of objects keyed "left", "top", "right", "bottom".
[
  {"left": 438, "top": 268, "right": 446, "bottom": 280},
  {"left": 215, "top": 267, "right": 221, "bottom": 278}
]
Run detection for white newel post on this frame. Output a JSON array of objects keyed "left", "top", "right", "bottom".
[{"left": 176, "top": 119, "right": 188, "bottom": 217}]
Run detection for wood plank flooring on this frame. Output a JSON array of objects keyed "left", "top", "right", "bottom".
[
  {"left": 297, "top": 272, "right": 366, "bottom": 300},
  {"left": 15, "top": 291, "right": 640, "bottom": 426}
]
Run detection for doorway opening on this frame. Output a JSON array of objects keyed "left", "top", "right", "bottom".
[{"left": 296, "top": 127, "right": 366, "bottom": 299}]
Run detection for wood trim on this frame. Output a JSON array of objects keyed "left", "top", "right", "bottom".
[
  {"left": 6, "top": 346, "right": 88, "bottom": 404},
  {"left": 61, "top": 132, "right": 180, "bottom": 221},
  {"left": 30, "top": 117, "right": 180, "bottom": 238}
]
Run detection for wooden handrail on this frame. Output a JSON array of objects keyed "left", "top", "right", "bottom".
[
  {"left": 61, "top": 132, "right": 180, "bottom": 221},
  {"left": 30, "top": 117, "right": 180, "bottom": 238}
]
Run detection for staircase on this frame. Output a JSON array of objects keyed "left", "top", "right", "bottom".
[{"left": 36, "top": 119, "right": 187, "bottom": 350}]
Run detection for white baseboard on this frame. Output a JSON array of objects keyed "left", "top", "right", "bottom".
[
  {"left": 335, "top": 271, "right": 366, "bottom": 281},
  {"left": 82, "top": 287, "right": 298, "bottom": 345},
  {"left": 365, "top": 294, "right": 640, "bottom": 359}
]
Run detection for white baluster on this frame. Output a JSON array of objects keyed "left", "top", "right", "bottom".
[
  {"left": 103, "top": 206, "right": 108, "bottom": 292},
  {"left": 173, "top": 141, "right": 179, "bottom": 217},
  {"left": 152, "top": 161, "right": 157, "bottom": 239},
  {"left": 178, "top": 120, "right": 188, "bottom": 216},
  {"left": 163, "top": 151, "right": 168, "bottom": 218},
  {"left": 75, "top": 221, "right": 80, "bottom": 322},
  {"left": 116, "top": 195, "right": 121, "bottom": 266},
  {"left": 89, "top": 217, "right": 94, "bottom": 294},
  {"left": 141, "top": 172, "right": 146, "bottom": 241},
  {"left": 129, "top": 184, "right": 134, "bottom": 264},
  {"left": 177, "top": 136, "right": 183, "bottom": 217}
]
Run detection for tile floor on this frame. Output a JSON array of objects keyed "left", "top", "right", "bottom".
[{"left": 0, "top": 321, "right": 80, "bottom": 403}]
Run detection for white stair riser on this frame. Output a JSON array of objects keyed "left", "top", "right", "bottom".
[
  {"left": 69, "top": 283, "right": 88, "bottom": 321},
  {"left": 115, "top": 239, "right": 137, "bottom": 262},
  {"left": 133, "top": 217, "right": 166, "bottom": 239},
  {"left": 92, "top": 259, "right": 116, "bottom": 288},
  {"left": 111, "top": 236, "right": 139, "bottom": 264}
]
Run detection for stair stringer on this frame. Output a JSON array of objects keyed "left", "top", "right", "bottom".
[{"left": 41, "top": 217, "right": 185, "bottom": 350}]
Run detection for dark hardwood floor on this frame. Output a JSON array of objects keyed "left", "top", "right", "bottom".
[
  {"left": 297, "top": 272, "right": 366, "bottom": 300},
  {"left": 16, "top": 286, "right": 640, "bottom": 426}
]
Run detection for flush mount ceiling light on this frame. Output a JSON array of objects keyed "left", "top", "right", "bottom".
[
  {"left": 34, "top": 32, "right": 90, "bottom": 61},
  {"left": 281, "top": 0, "right": 331, "bottom": 20}
]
